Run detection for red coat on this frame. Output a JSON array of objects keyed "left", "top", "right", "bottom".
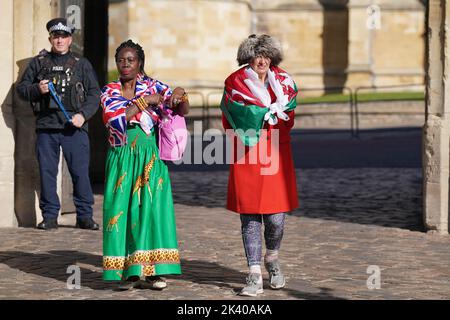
[{"left": 222, "top": 87, "right": 299, "bottom": 214}]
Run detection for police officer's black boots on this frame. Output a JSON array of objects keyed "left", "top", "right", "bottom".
[
  {"left": 76, "top": 217, "right": 100, "bottom": 230},
  {"left": 37, "top": 219, "right": 58, "bottom": 230}
]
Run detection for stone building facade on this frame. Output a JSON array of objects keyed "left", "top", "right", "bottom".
[{"left": 108, "top": 0, "right": 425, "bottom": 94}]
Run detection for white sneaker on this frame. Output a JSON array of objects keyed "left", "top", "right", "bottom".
[
  {"left": 239, "top": 273, "right": 263, "bottom": 297},
  {"left": 142, "top": 276, "right": 167, "bottom": 290},
  {"left": 264, "top": 260, "right": 286, "bottom": 289}
]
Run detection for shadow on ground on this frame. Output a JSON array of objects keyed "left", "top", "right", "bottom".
[
  {"left": 0, "top": 251, "right": 343, "bottom": 299},
  {"left": 178, "top": 259, "right": 345, "bottom": 300},
  {"left": 0, "top": 250, "right": 110, "bottom": 290}
]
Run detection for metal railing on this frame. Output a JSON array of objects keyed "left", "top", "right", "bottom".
[
  {"left": 354, "top": 84, "right": 425, "bottom": 138},
  {"left": 298, "top": 86, "right": 354, "bottom": 137},
  {"left": 183, "top": 84, "right": 425, "bottom": 137},
  {"left": 183, "top": 90, "right": 206, "bottom": 127},
  {"left": 205, "top": 91, "right": 224, "bottom": 129}
]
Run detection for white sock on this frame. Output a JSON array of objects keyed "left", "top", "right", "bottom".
[
  {"left": 249, "top": 265, "right": 262, "bottom": 283},
  {"left": 264, "top": 249, "right": 279, "bottom": 263}
]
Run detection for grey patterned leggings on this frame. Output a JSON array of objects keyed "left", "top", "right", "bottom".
[{"left": 240, "top": 213, "right": 285, "bottom": 266}]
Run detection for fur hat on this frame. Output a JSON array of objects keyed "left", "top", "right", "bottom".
[{"left": 237, "top": 34, "right": 283, "bottom": 66}]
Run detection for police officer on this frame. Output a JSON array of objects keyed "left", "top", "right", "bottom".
[{"left": 16, "top": 18, "right": 100, "bottom": 230}]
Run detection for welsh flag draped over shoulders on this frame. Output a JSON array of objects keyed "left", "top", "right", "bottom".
[{"left": 220, "top": 65, "right": 298, "bottom": 146}]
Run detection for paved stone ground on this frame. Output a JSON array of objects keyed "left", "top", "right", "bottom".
[
  {"left": 1, "top": 128, "right": 450, "bottom": 301},
  {"left": 1, "top": 166, "right": 450, "bottom": 300}
]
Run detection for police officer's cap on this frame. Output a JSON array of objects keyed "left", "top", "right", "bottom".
[{"left": 46, "top": 18, "right": 75, "bottom": 36}]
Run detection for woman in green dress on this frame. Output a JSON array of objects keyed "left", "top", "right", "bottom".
[{"left": 101, "top": 40, "right": 189, "bottom": 290}]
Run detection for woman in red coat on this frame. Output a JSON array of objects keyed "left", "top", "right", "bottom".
[{"left": 221, "top": 34, "right": 298, "bottom": 297}]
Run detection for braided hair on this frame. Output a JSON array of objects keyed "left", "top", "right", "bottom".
[{"left": 115, "top": 39, "right": 146, "bottom": 76}]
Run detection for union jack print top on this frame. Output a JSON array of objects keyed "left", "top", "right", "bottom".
[{"left": 100, "top": 74, "right": 172, "bottom": 147}]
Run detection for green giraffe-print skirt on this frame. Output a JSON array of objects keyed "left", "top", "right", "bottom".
[{"left": 102, "top": 125, "right": 181, "bottom": 281}]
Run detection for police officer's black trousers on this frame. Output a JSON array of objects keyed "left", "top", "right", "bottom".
[{"left": 36, "top": 127, "right": 94, "bottom": 220}]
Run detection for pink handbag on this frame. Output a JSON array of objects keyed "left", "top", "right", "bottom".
[{"left": 158, "top": 109, "right": 188, "bottom": 161}]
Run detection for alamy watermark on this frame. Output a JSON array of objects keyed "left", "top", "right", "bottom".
[
  {"left": 367, "top": 5, "right": 381, "bottom": 30},
  {"left": 366, "top": 265, "right": 381, "bottom": 290},
  {"left": 66, "top": 5, "right": 82, "bottom": 30},
  {"left": 169, "top": 121, "right": 281, "bottom": 176},
  {"left": 66, "top": 265, "right": 81, "bottom": 290}
]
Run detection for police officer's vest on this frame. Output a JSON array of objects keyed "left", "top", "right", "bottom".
[{"left": 37, "top": 50, "right": 86, "bottom": 112}]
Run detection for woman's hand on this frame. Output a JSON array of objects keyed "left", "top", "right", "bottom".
[
  {"left": 170, "top": 87, "right": 189, "bottom": 115},
  {"left": 143, "top": 94, "right": 164, "bottom": 107},
  {"left": 170, "top": 87, "right": 186, "bottom": 108}
]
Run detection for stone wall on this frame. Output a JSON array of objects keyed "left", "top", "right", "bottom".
[
  {"left": 108, "top": 0, "right": 425, "bottom": 93},
  {"left": 11, "top": 0, "right": 54, "bottom": 227},
  {"left": 423, "top": 0, "right": 450, "bottom": 234},
  {"left": 0, "top": 0, "right": 15, "bottom": 227},
  {"left": 109, "top": 0, "right": 251, "bottom": 87},
  {"left": 108, "top": 0, "right": 129, "bottom": 74},
  {"left": 372, "top": 2, "right": 425, "bottom": 87}
]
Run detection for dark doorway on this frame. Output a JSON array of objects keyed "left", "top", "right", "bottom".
[
  {"left": 319, "top": 0, "right": 349, "bottom": 92},
  {"left": 84, "top": 0, "right": 108, "bottom": 183},
  {"left": 54, "top": 0, "right": 108, "bottom": 213}
]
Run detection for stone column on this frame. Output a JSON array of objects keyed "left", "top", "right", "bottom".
[
  {"left": 346, "top": 0, "right": 373, "bottom": 87},
  {"left": 0, "top": 0, "right": 15, "bottom": 227},
  {"left": 13, "top": 0, "right": 53, "bottom": 227},
  {"left": 423, "top": 0, "right": 450, "bottom": 234}
]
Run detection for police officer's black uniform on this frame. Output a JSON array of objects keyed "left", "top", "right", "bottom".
[{"left": 16, "top": 18, "right": 100, "bottom": 230}]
